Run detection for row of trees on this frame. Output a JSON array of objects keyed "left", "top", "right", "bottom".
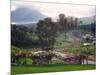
[
  {"left": 36, "top": 13, "right": 79, "bottom": 51},
  {"left": 57, "top": 14, "right": 78, "bottom": 31},
  {"left": 11, "top": 14, "right": 79, "bottom": 48}
]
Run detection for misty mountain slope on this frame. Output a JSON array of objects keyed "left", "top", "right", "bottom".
[
  {"left": 11, "top": 7, "right": 46, "bottom": 23},
  {"left": 79, "top": 16, "right": 96, "bottom": 25}
]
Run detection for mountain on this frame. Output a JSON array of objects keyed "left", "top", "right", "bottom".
[
  {"left": 11, "top": 7, "right": 46, "bottom": 23},
  {"left": 79, "top": 16, "right": 96, "bottom": 25}
]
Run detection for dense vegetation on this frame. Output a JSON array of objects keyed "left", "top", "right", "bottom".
[
  {"left": 11, "top": 13, "right": 96, "bottom": 74},
  {"left": 11, "top": 14, "right": 80, "bottom": 48}
]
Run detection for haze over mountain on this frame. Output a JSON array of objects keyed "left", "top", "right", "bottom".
[
  {"left": 11, "top": 7, "right": 46, "bottom": 23},
  {"left": 11, "top": 4, "right": 95, "bottom": 27},
  {"left": 79, "top": 16, "right": 96, "bottom": 25}
]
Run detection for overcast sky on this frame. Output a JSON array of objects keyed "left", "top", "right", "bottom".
[
  {"left": 11, "top": 0, "right": 96, "bottom": 5},
  {"left": 11, "top": 0, "right": 96, "bottom": 18}
]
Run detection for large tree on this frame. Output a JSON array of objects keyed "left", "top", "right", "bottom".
[
  {"left": 58, "top": 14, "right": 68, "bottom": 31},
  {"left": 11, "top": 25, "right": 35, "bottom": 47},
  {"left": 57, "top": 14, "right": 68, "bottom": 38},
  {"left": 36, "top": 17, "right": 58, "bottom": 51}
]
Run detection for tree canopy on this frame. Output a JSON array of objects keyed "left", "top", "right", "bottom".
[{"left": 36, "top": 17, "right": 58, "bottom": 51}]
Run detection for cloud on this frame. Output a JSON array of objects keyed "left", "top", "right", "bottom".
[
  {"left": 11, "top": 0, "right": 96, "bottom": 23},
  {"left": 34, "top": 2, "right": 95, "bottom": 18},
  {"left": 11, "top": 5, "right": 17, "bottom": 11}
]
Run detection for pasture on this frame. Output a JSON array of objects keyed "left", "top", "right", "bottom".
[{"left": 11, "top": 64, "right": 95, "bottom": 75}]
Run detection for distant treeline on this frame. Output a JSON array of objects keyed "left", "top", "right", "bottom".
[{"left": 78, "top": 23, "right": 96, "bottom": 34}]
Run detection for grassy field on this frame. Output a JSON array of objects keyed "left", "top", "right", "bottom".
[{"left": 11, "top": 64, "right": 96, "bottom": 75}]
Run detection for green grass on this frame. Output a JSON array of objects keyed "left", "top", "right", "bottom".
[
  {"left": 11, "top": 64, "right": 96, "bottom": 75},
  {"left": 55, "top": 33, "right": 72, "bottom": 48}
]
